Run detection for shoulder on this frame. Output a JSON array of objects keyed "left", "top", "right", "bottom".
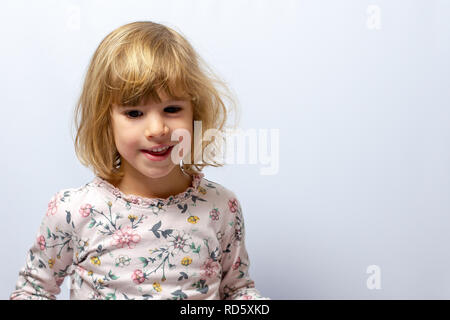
[
  {"left": 43, "top": 178, "right": 98, "bottom": 224},
  {"left": 199, "top": 177, "right": 247, "bottom": 248},
  {"left": 200, "top": 176, "right": 241, "bottom": 208},
  {"left": 199, "top": 177, "right": 244, "bottom": 228},
  {"left": 51, "top": 180, "right": 93, "bottom": 207}
]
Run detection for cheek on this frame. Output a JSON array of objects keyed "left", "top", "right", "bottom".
[
  {"left": 112, "top": 123, "right": 140, "bottom": 154},
  {"left": 178, "top": 125, "right": 194, "bottom": 146},
  {"left": 171, "top": 117, "right": 193, "bottom": 140},
  {"left": 117, "top": 133, "right": 140, "bottom": 150}
]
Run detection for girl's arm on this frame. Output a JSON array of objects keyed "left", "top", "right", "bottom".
[
  {"left": 10, "top": 192, "right": 75, "bottom": 300},
  {"left": 219, "top": 194, "right": 269, "bottom": 300}
]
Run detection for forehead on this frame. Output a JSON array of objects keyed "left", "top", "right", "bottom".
[{"left": 113, "top": 89, "right": 191, "bottom": 108}]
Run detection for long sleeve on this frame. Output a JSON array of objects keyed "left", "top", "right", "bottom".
[
  {"left": 219, "top": 193, "right": 269, "bottom": 300},
  {"left": 10, "top": 191, "right": 75, "bottom": 300}
]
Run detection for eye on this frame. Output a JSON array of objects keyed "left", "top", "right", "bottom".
[
  {"left": 123, "top": 106, "right": 182, "bottom": 118},
  {"left": 125, "top": 110, "right": 143, "bottom": 118},
  {"left": 165, "top": 106, "right": 182, "bottom": 113}
]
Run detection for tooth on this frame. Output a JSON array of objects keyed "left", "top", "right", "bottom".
[{"left": 151, "top": 146, "right": 169, "bottom": 152}]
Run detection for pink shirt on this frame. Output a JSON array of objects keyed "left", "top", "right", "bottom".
[{"left": 10, "top": 172, "right": 268, "bottom": 300}]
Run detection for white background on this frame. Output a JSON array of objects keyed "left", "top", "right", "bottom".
[{"left": 1, "top": 0, "right": 449, "bottom": 299}]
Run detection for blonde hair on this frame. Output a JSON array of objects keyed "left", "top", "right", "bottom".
[{"left": 72, "top": 21, "right": 240, "bottom": 183}]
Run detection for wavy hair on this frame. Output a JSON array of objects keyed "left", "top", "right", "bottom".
[{"left": 72, "top": 21, "right": 240, "bottom": 183}]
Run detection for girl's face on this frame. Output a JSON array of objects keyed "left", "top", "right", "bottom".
[{"left": 110, "top": 90, "right": 194, "bottom": 180}]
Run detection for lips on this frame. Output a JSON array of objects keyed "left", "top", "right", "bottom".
[
  {"left": 142, "top": 145, "right": 174, "bottom": 156},
  {"left": 142, "top": 144, "right": 174, "bottom": 153},
  {"left": 142, "top": 145, "right": 174, "bottom": 161},
  {"left": 142, "top": 146, "right": 174, "bottom": 157}
]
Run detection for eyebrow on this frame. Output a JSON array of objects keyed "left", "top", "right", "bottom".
[{"left": 117, "top": 100, "right": 187, "bottom": 108}]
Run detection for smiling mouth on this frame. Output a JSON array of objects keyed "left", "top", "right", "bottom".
[{"left": 142, "top": 145, "right": 174, "bottom": 156}]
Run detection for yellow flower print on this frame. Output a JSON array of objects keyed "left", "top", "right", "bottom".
[
  {"left": 48, "top": 258, "right": 55, "bottom": 269},
  {"left": 88, "top": 270, "right": 93, "bottom": 276},
  {"left": 107, "top": 201, "right": 112, "bottom": 207},
  {"left": 187, "top": 216, "right": 200, "bottom": 224},
  {"left": 181, "top": 256, "right": 192, "bottom": 266},
  {"left": 198, "top": 186, "right": 207, "bottom": 195},
  {"left": 153, "top": 282, "right": 162, "bottom": 292},
  {"left": 90, "top": 256, "right": 101, "bottom": 266},
  {"left": 128, "top": 214, "right": 138, "bottom": 222}
]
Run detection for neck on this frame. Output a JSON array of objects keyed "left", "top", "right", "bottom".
[{"left": 110, "top": 165, "right": 193, "bottom": 200}]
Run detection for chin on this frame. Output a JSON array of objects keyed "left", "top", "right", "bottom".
[{"left": 140, "top": 165, "right": 177, "bottom": 179}]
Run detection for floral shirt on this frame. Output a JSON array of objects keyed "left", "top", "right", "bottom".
[{"left": 10, "top": 172, "right": 268, "bottom": 300}]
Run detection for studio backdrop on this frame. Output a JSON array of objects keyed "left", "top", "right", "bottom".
[{"left": 1, "top": 0, "right": 449, "bottom": 299}]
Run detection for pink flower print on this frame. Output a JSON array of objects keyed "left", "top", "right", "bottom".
[
  {"left": 209, "top": 208, "right": 220, "bottom": 220},
  {"left": 232, "top": 256, "right": 241, "bottom": 270},
  {"left": 228, "top": 198, "right": 239, "bottom": 213},
  {"left": 37, "top": 235, "right": 46, "bottom": 250},
  {"left": 79, "top": 204, "right": 92, "bottom": 217},
  {"left": 46, "top": 196, "right": 58, "bottom": 216},
  {"left": 112, "top": 226, "right": 141, "bottom": 249},
  {"left": 201, "top": 258, "right": 220, "bottom": 278},
  {"left": 242, "top": 295, "right": 253, "bottom": 300},
  {"left": 132, "top": 269, "right": 145, "bottom": 284},
  {"left": 127, "top": 196, "right": 140, "bottom": 205}
]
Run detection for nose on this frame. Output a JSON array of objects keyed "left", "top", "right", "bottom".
[{"left": 144, "top": 113, "right": 169, "bottom": 139}]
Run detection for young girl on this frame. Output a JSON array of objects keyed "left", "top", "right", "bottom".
[{"left": 10, "top": 21, "right": 268, "bottom": 300}]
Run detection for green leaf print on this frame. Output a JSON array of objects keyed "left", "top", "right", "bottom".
[
  {"left": 189, "top": 242, "right": 201, "bottom": 254},
  {"left": 66, "top": 211, "right": 71, "bottom": 224},
  {"left": 96, "top": 244, "right": 107, "bottom": 255},
  {"left": 171, "top": 289, "right": 188, "bottom": 300},
  {"left": 150, "top": 221, "right": 173, "bottom": 239},
  {"left": 223, "top": 243, "right": 231, "bottom": 254},
  {"left": 191, "top": 195, "right": 207, "bottom": 205},
  {"left": 178, "top": 272, "right": 188, "bottom": 281},
  {"left": 108, "top": 270, "right": 119, "bottom": 280},
  {"left": 152, "top": 221, "right": 162, "bottom": 232},
  {"left": 193, "top": 279, "right": 209, "bottom": 294},
  {"left": 105, "top": 292, "right": 117, "bottom": 300},
  {"left": 177, "top": 203, "right": 188, "bottom": 213},
  {"left": 88, "top": 218, "right": 96, "bottom": 229},
  {"left": 138, "top": 257, "right": 148, "bottom": 268},
  {"left": 161, "top": 229, "right": 173, "bottom": 239},
  {"left": 38, "top": 259, "right": 46, "bottom": 269},
  {"left": 122, "top": 293, "right": 132, "bottom": 300},
  {"left": 151, "top": 221, "right": 162, "bottom": 238}
]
